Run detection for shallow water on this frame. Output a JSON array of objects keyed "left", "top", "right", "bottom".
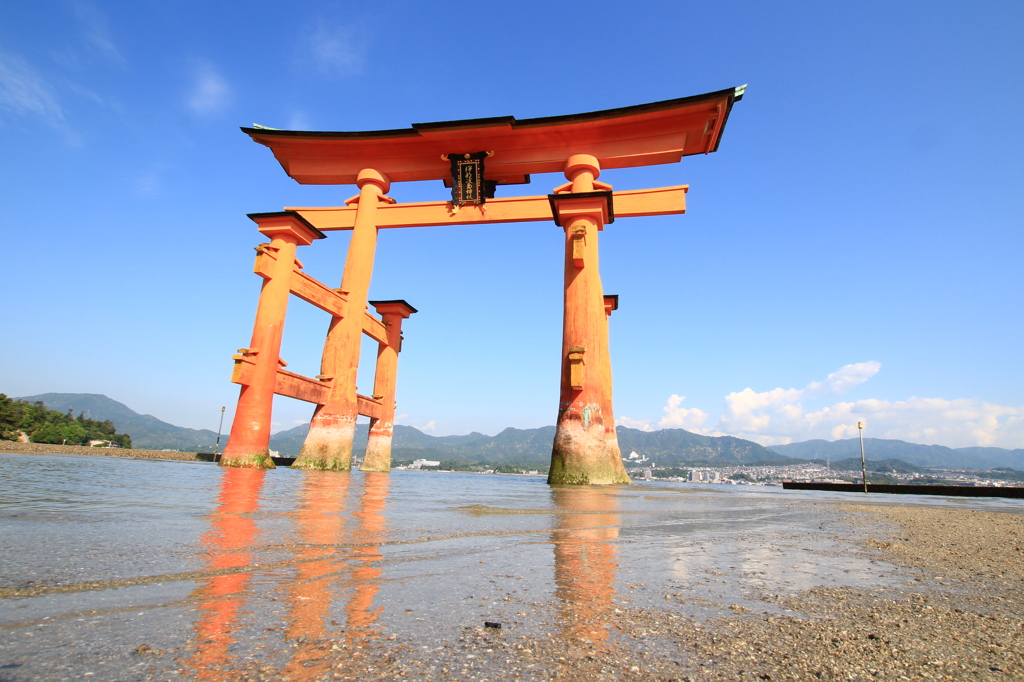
[{"left": 1, "top": 452, "right": 1021, "bottom": 680}]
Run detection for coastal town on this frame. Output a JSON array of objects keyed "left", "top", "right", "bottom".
[{"left": 393, "top": 455, "right": 1023, "bottom": 489}]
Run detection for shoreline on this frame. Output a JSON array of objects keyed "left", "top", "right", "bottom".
[{"left": 0, "top": 440, "right": 207, "bottom": 462}]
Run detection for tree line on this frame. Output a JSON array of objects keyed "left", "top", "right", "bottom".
[{"left": 0, "top": 394, "right": 132, "bottom": 448}]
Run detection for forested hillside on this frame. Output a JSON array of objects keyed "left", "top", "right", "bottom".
[{"left": 0, "top": 394, "right": 132, "bottom": 448}]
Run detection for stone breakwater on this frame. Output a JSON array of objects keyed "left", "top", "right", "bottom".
[{"left": 0, "top": 440, "right": 204, "bottom": 462}]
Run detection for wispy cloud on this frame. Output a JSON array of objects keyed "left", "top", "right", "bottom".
[
  {"left": 73, "top": 0, "right": 123, "bottom": 63},
  {"left": 625, "top": 363, "right": 1024, "bottom": 449},
  {"left": 132, "top": 164, "right": 167, "bottom": 196},
  {"left": 302, "top": 23, "right": 367, "bottom": 78},
  {"left": 0, "top": 51, "right": 64, "bottom": 125},
  {"left": 186, "top": 62, "right": 230, "bottom": 115},
  {"left": 395, "top": 414, "right": 437, "bottom": 432},
  {"left": 288, "top": 110, "right": 311, "bottom": 130}
]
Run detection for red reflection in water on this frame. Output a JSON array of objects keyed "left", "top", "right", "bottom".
[
  {"left": 184, "top": 469, "right": 392, "bottom": 680},
  {"left": 186, "top": 467, "right": 266, "bottom": 680},
  {"left": 344, "top": 471, "right": 390, "bottom": 643},
  {"left": 551, "top": 486, "right": 621, "bottom": 645},
  {"left": 281, "top": 471, "right": 352, "bottom": 679}
]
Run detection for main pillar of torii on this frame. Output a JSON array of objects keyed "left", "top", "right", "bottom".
[{"left": 235, "top": 86, "right": 744, "bottom": 481}]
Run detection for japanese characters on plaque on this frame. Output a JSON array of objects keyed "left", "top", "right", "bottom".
[{"left": 447, "top": 152, "right": 493, "bottom": 207}]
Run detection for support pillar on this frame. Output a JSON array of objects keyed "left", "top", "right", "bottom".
[
  {"left": 548, "top": 155, "right": 631, "bottom": 485},
  {"left": 296, "top": 169, "right": 392, "bottom": 470},
  {"left": 221, "top": 213, "right": 323, "bottom": 468},
  {"left": 361, "top": 300, "right": 417, "bottom": 472}
]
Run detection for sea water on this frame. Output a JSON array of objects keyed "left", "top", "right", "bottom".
[{"left": 1, "top": 452, "right": 1021, "bottom": 680}]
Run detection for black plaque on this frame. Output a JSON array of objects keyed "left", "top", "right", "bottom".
[{"left": 448, "top": 152, "right": 490, "bottom": 207}]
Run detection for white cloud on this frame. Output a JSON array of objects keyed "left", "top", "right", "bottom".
[
  {"left": 658, "top": 395, "right": 710, "bottom": 431},
  {"left": 646, "top": 363, "right": 1024, "bottom": 449},
  {"left": 187, "top": 62, "right": 230, "bottom": 115},
  {"left": 304, "top": 24, "right": 366, "bottom": 78},
  {"left": 0, "top": 52, "right": 64, "bottom": 125},
  {"left": 804, "top": 361, "right": 880, "bottom": 397},
  {"left": 422, "top": 420, "right": 437, "bottom": 432}
]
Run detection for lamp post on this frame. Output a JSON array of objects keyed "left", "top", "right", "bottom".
[
  {"left": 858, "top": 421, "right": 868, "bottom": 494},
  {"left": 214, "top": 406, "right": 226, "bottom": 457}
]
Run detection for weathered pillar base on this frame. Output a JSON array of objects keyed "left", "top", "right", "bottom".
[
  {"left": 219, "top": 451, "right": 277, "bottom": 470},
  {"left": 294, "top": 416, "right": 356, "bottom": 471},
  {"left": 360, "top": 424, "right": 393, "bottom": 473},
  {"left": 548, "top": 416, "right": 630, "bottom": 486}
]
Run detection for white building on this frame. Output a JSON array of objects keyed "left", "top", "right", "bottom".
[{"left": 410, "top": 459, "right": 440, "bottom": 469}]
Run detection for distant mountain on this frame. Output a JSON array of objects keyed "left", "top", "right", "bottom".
[
  {"left": 31, "top": 392, "right": 1013, "bottom": 472},
  {"left": 16, "top": 393, "right": 224, "bottom": 452},
  {"left": 270, "top": 422, "right": 786, "bottom": 465},
  {"left": 824, "top": 457, "right": 925, "bottom": 474},
  {"left": 616, "top": 428, "right": 783, "bottom": 466},
  {"left": 769, "top": 438, "right": 1024, "bottom": 470}
]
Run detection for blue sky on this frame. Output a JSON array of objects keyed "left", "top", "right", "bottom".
[{"left": 2, "top": 1, "right": 1022, "bottom": 448}]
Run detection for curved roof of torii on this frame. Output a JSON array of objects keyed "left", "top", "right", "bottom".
[{"left": 241, "top": 85, "right": 745, "bottom": 186}]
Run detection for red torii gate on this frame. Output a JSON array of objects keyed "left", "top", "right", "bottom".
[{"left": 220, "top": 86, "right": 745, "bottom": 484}]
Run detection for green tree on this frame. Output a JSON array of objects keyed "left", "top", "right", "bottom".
[{"left": 30, "top": 423, "right": 65, "bottom": 444}]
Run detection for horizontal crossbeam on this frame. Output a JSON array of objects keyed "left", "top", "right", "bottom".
[
  {"left": 286, "top": 186, "right": 688, "bottom": 231},
  {"left": 231, "top": 355, "right": 383, "bottom": 419}
]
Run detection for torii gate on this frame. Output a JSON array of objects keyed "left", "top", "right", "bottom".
[{"left": 220, "top": 86, "right": 745, "bottom": 484}]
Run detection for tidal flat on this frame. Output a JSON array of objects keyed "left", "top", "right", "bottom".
[{"left": 0, "top": 452, "right": 1021, "bottom": 681}]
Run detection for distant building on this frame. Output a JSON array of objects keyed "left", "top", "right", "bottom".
[{"left": 410, "top": 459, "right": 440, "bottom": 469}]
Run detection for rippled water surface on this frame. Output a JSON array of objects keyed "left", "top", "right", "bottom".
[{"left": 2, "top": 452, "right": 1021, "bottom": 680}]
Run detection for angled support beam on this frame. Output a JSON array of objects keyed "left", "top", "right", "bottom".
[{"left": 254, "top": 247, "right": 390, "bottom": 346}]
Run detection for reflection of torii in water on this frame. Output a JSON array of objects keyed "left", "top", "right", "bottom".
[
  {"left": 280, "top": 471, "right": 351, "bottom": 679},
  {"left": 279, "top": 472, "right": 392, "bottom": 678},
  {"left": 185, "top": 470, "right": 393, "bottom": 680},
  {"left": 185, "top": 468, "right": 267, "bottom": 681},
  {"left": 551, "top": 486, "right": 621, "bottom": 646}
]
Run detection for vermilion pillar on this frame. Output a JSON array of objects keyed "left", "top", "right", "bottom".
[
  {"left": 221, "top": 213, "right": 323, "bottom": 469},
  {"left": 361, "top": 300, "right": 417, "bottom": 473},
  {"left": 548, "top": 155, "right": 631, "bottom": 485},
  {"left": 297, "top": 169, "right": 392, "bottom": 471}
]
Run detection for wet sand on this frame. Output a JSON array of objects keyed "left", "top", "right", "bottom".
[{"left": 1, "top": 453, "right": 1022, "bottom": 681}]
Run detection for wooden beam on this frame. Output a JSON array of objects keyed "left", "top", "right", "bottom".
[
  {"left": 255, "top": 250, "right": 347, "bottom": 317},
  {"left": 362, "top": 312, "right": 389, "bottom": 346},
  {"left": 231, "top": 355, "right": 383, "bottom": 418},
  {"left": 356, "top": 394, "right": 383, "bottom": 420},
  {"left": 254, "top": 249, "right": 391, "bottom": 345},
  {"left": 286, "top": 185, "right": 688, "bottom": 231}
]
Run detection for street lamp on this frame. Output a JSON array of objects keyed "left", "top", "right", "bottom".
[
  {"left": 858, "top": 421, "right": 868, "bottom": 494},
  {"left": 214, "top": 406, "right": 226, "bottom": 457}
]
